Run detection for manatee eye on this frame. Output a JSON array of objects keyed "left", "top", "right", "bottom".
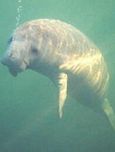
[{"left": 31, "top": 47, "right": 38, "bottom": 55}]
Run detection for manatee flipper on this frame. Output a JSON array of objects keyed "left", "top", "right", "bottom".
[
  {"left": 58, "top": 73, "right": 68, "bottom": 118},
  {"left": 102, "top": 98, "right": 115, "bottom": 130}
]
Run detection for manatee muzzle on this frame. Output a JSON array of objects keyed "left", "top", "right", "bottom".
[{"left": 1, "top": 55, "right": 21, "bottom": 77}]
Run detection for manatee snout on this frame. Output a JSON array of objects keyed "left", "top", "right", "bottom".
[
  {"left": 1, "top": 46, "right": 27, "bottom": 77},
  {"left": 1, "top": 35, "right": 29, "bottom": 76},
  {"left": 1, "top": 54, "right": 20, "bottom": 76}
]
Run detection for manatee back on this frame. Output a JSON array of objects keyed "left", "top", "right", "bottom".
[{"left": 14, "top": 19, "right": 97, "bottom": 57}]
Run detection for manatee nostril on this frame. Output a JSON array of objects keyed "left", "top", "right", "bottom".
[
  {"left": 8, "top": 53, "right": 15, "bottom": 59},
  {"left": 8, "top": 52, "right": 13, "bottom": 57}
]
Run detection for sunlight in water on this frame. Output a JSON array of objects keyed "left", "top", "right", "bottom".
[{"left": 59, "top": 49, "right": 109, "bottom": 96}]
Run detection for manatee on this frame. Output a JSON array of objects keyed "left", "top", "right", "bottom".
[{"left": 1, "top": 19, "right": 115, "bottom": 129}]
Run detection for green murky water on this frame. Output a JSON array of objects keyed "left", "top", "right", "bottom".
[{"left": 0, "top": 0, "right": 115, "bottom": 151}]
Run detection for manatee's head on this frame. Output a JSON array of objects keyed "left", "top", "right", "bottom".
[
  {"left": 1, "top": 35, "right": 28, "bottom": 76},
  {"left": 1, "top": 25, "right": 38, "bottom": 76}
]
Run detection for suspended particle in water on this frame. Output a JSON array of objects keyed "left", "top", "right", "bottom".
[{"left": 18, "top": 0, "right": 22, "bottom": 3}]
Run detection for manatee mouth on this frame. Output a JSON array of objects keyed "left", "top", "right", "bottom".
[
  {"left": 1, "top": 55, "right": 28, "bottom": 77},
  {"left": 1, "top": 56, "right": 20, "bottom": 77},
  {"left": 9, "top": 68, "right": 18, "bottom": 77}
]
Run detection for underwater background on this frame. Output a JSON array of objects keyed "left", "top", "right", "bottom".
[{"left": 0, "top": 0, "right": 115, "bottom": 151}]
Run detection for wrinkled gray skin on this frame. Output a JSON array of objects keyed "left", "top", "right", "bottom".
[
  {"left": 1, "top": 19, "right": 115, "bottom": 129},
  {"left": 1, "top": 19, "right": 95, "bottom": 77},
  {"left": 1, "top": 19, "right": 108, "bottom": 107}
]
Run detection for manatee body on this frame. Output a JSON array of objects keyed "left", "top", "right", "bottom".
[{"left": 1, "top": 19, "right": 115, "bottom": 129}]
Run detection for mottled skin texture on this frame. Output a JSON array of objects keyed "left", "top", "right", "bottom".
[{"left": 1, "top": 19, "right": 115, "bottom": 129}]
